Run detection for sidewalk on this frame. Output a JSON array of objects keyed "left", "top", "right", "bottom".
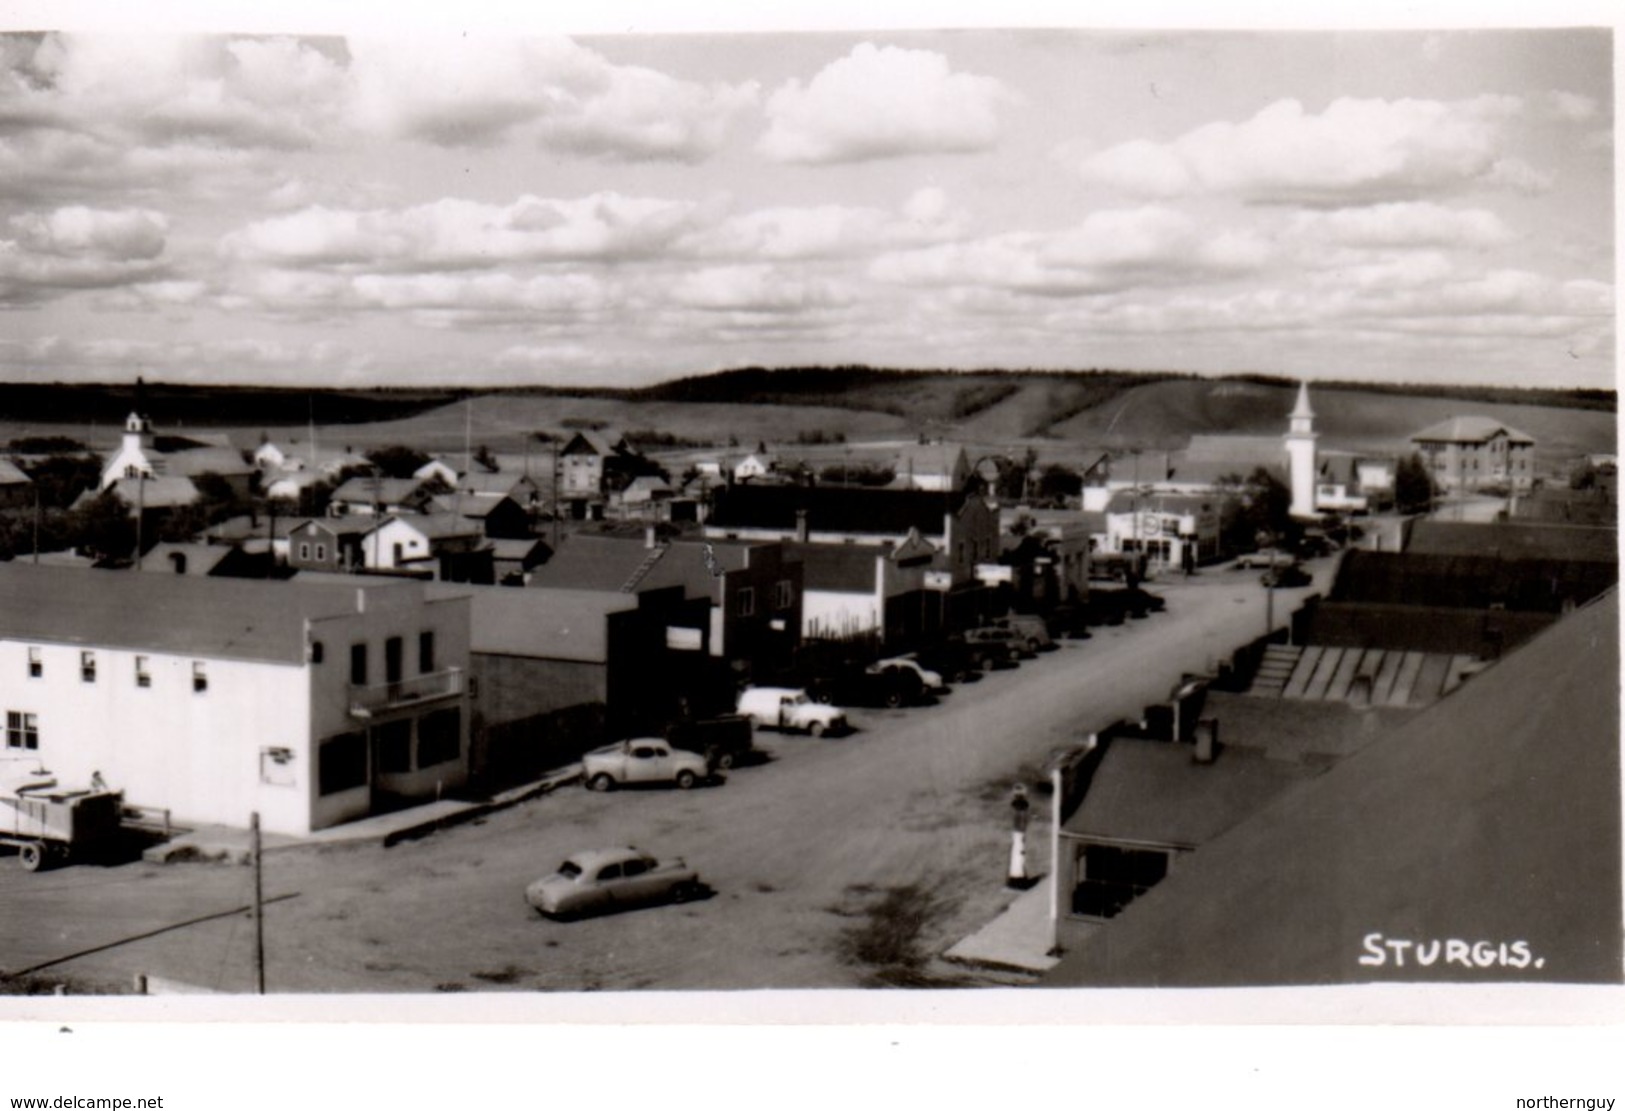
[
  {"left": 142, "top": 764, "right": 582, "bottom": 864},
  {"left": 943, "top": 874, "right": 1061, "bottom": 975}
]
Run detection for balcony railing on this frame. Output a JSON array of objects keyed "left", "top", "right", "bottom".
[{"left": 348, "top": 668, "right": 463, "bottom": 719}]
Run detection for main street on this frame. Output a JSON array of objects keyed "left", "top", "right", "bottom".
[{"left": 0, "top": 564, "right": 1329, "bottom": 993}]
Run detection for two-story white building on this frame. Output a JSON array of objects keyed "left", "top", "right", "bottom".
[{"left": 0, "top": 565, "right": 470, "bottom": 836}]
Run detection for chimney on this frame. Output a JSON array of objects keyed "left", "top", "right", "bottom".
[{"left": 794, "top": 508, "right": 809, "bottom": 543}]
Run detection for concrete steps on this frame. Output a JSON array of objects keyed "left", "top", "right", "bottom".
[
  {"left": 1248, "top": 644, "right": 1303, "bottom": 696},
  {"left": 1257, "top": 644, "right": 1484, "bottom": 708}
]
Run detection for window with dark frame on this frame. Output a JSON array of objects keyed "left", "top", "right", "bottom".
[
  {"left": 6, "top": 711, "right": 39, "bottom": 750},
  {"left": 736, "top": 586, "right": 755, "bottom": 617},
  {"left": 80, "top": 650, "right": 95, "bottom": 683},
  {"left": 135, "top": 656, "right": 151, "bottom": 688},
  {"left": 27, "top": 647, "right": 41, "bottom": 678},
  {"left": 350, "top": 643, "right": 368, "bottom": 686},
  {"left": 192, "top": 661, "right": 208, "bottom": 692},
  {"left": 418, "top": 630, "right": 435, "bottom": 674},
  {"left": 418, "top": 708, "right": 460, "bottom": 767}
]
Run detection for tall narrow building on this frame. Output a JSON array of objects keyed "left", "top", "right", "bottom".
[{"left": 1285, "top": 380, "right": 1318, "bottom": 518}]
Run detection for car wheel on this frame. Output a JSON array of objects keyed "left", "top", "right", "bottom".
[
  {"left": 883, "top": 688, "right": 904, "bottom": 709},
  {"left": 675, "top": 769, "right": 697, "bottom": 790},
  {"left": 807, "top": 721, "right": 826, "bottom": 738},
  {"left": 980, "top": 655, "right": 996, "bottom": 672},
  {"left": 1026, "top": 638, "right": 1041, "bottom": 654},
  {"left": 713, "top": 752, "right": 735, "bottom": 771},
  {"left": 18, "top": 842, "right": 44, "bottom": 872},
  {"left": 587, "top": 773, "right": 615, "bottom": 792}
]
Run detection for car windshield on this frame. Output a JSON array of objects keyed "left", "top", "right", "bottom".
[{"left": 557, "top": 861, "right": 582, "bottom": 879}]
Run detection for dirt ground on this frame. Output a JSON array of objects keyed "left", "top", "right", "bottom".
[{"left": 0, "top": 567, "right": 1327, "bottom": 996}]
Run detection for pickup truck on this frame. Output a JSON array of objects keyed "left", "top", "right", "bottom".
[
  {"left": 665, "top": 715, "right": 755, "bottom": 771},
  {"left": 736, "top": 686, "right": 849, "bottom": 737},
  {"left": 581, "top": 739, "right": 714, "bottom": 792}
]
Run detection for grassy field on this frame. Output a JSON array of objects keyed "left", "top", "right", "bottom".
[{"left": 2, "top": 370, "right": 1613, "bottom": 477}]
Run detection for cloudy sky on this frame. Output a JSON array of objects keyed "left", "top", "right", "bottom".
[{"left": 0, "top": 21, "right": 1613, "bottom": 390}]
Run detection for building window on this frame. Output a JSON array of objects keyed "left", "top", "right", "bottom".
[
  {"left": 318, "top": 731, "right": 368, "bottom": 795},
  {"left": 27, "top": 647, "right": 41, "bottom": 678},
  {"left": 80, "top": 650, "right": 96, "bottom": 683},
  {"left": 1070, "top": 842, "right": 1172, "bottom": 920},
  {"left": 6, "top": 711, "right": 39, "bottom": 750},
  {"left": 135, "top": 656, "right": 151, "bottom": 688},
  {"left": 374, "top": 719, "right": 412, "bottom": 774},
  {"left": 774, "top": 580, "right": 793, "bottom": 610},
  {"left": 309, "top": 640, "right": 324, "bottom": 665},
  {"left": 736, "top": 587, "right": 755, "bottom": 617},
  {"left": 350, "top": 643, "right": 368, "bottom": 686},
  {"left": 259, "top": 746, "right": 296, "bottom": 787},
  {"left": 315, "top": 543, "right": 327, "bottom": 562},
  {"left": 418, "top": 708, "right": 460, "bottom": 767},
  {"left": 418, "top": 631, "right": 435, "bottom": 674},
  {"left": 192, "top": 662, "right": 208, "bottom": 693},
  {"left": 384, "top": 636, "right": 404, "bottom": 684},
  {"left": 299, "top": 542, "right": 311, "bottom": 561}
]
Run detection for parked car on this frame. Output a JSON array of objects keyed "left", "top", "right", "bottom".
[
  {"left": 809, "top": 665, "right": 926, "bottom": 709},
  {"left": 868, "top": 655, "right": 945, "bottom": 692},
  {"left": 736, "top": 686, "right": 849, "bottom": 736},
  {"left": 992, "top": 613, "right": 1056, "bottom": 653},
  {"left": 1233, "top": 547, "right": 1294, "bottom": 569},
  {"left": 962, "top": 626, "right": 1029, "bottom": 663},
  {"left": 525, "top": 846, "right": 705, "bottom": 919},
  {"left": 665, "top": 714, "right": 754, "bottom": 771},
  {"left": 582, "top": 738, "right": 715, "bottom": 791},
  {"left": 912, "top": 639, "right": 984, "bottom": 684},
  {"left": 1259, "top": 563, "right": 1313, "bottom": 588}
]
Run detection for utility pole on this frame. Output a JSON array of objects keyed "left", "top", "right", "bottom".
[{"left": 250, "top": 811, "right": 265, "bottom": 995}]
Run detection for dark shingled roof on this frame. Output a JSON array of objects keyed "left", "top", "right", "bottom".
[
  {"left": 708, "top": 485, "right": 964, "bottom": 537},
  {"left": 1044, "top": 591, "right": 1621, "bottom": 986},
  {"left": 1405, "top": 520, "right": 1617, "bottom": 564},
  {"left": 0, "top": 562, "right": 433, "bottom": 664}
]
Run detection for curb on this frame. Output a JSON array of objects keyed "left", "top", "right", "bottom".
[{"left": 381, "top": 767, "right": 582, "bottom": 848}]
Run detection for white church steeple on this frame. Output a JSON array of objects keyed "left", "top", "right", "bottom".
[{"left": 1285, "top": 380, "right": 1318, "bottom": 518}]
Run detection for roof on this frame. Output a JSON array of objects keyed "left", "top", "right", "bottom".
[
  {"left": 430, "top": 583, "right": 636, "bottom": 662},
  {"left": 100, "top": 476, "right": 200, "bottom": 510},
  {"left": 1405, "top": 520, "right": 1617, "bottom": 564},
  {"left": 0, "top": 458, "right": 32, "bottom": 486},
  {"left": 561, "top": 431, "right": 617, "bottom": 457},
  {"left": 140, "top": 543, "right": 237, "bottom": 575},
  {"left": 459, "top": 472, "right": 540, "bottom": 497},
  {"left": 1290, "top": 380, "right": 1315, "bottom": 419},
  {"left": 157, "top": 446, "right": 252, "bottom": 478},
  {"left": 708, "top": 485, "right": 966, "bottom": 537},
  {"left": 785, "top": 541, "right": 882, "bottom": 592},
  {"left": 525, "top": 533, "right": 668, "bottom": 592},
  {"left": 640, "top": 539, "right": 757, "bottom": 597},
  {"left": 1183, "top": 434, "right": 1287, "bottom": 463},
  {"left": 329, "top": 476, "right": 428, "bottom": 506},
  {"left": 1066, "top": 740, "right": 1318, "bottom": 848},
  {"left": 0, "top": 562, "right": 438, "bottom": 664},
  {"left": 1410, "top": 415, "right": 1536, "bottom": 445},
  {"left": 292, "top": 515, "right": 373, "bottom": 538},
  {"left": 1103, "top": 491, "right": 1219, "bottom": 516},
  {"left": 371, "top": 513, "right": 481, "bottom": 541},
  {"left": 1333, "top": 549, "right": 1617, "bottom": 612},
  {"left": 1046, "top": 591, "right": 1622, "bottom": 986},
  {"left": 489, "top": 537, "right": 550, "bottom": 560},
  {"left": 1165, "top": 455, "right": 1287, "bottom": 490}
]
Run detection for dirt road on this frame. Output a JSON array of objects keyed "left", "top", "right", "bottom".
[{"left": 0, "top": 566, "right": 1326, "bottom": 994}]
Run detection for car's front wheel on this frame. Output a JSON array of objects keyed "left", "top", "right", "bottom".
[
  {"left": 807, "top": 721, "right": 826, "bottom": 738},
  {"left": 712, "top": 751, "right": 735, "bottom": 771},
  {"left": 675, "top": 769, "right": 697, "bottom": 789},
  {"left": 587, "top": 773, "right": 615, "bottom": 792}
]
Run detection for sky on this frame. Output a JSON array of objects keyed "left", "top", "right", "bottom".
[{"left": 0, "top": 15, "right": 1614, "bottom": 391}]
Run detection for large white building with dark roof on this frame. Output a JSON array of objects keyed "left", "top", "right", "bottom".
[{"left": 0, "top": 565, "right": 470, "bottom": 835}]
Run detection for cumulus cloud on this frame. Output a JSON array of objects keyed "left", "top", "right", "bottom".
[
  {"left": 1292, "top": 202, "right": 1513, "bottom": 250},
  {"left": 681, "top": 188, "right": 964, "bottom": 260},
  {"left": 669, "top": 265, "right": 851, "bottom": 313},
  {"left": 870, "top": 206, "right": 1269, "bottom": 296},
  {"left": 1076, "top": 95, "right": 1534, "bottom": 203},
  {"left": 759, "top": 43, "right": 1015, "bottom": 164},
  {"left": 0, "top": 205, "right": 171, "bottom": 305},
  {"left": 222, "top": 193, "right": 707, "bottom": 270},
  {"left": 347, "top": 35, "right": 757, "bottom": 160}
]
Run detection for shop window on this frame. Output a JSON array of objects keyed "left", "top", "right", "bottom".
[
  {"left": 318, "top": 731, "right": 367, "bottom": 795},
  {"left": 1070, "top": 843, "right": 1171, "bottom": 920},
  {"left": 374, "top": 719, "right": 413, "bottom": 774},
  {"left": 418, "top": 708, "right": 461, "bottom": 767},
  {"left": 385, "top": 636, "right": 403, "bottom": 684},
  {"left": 309, "top": 641, "right": 324, "bottom": 665},
  {"left": 6, "top": 711, "right": 39, "bottom": 750}
]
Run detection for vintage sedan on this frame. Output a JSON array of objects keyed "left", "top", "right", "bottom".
[
  {"left": 581, "top": 738, "right": 714, "bottom": 791},
  {"left": 526, "top": 846, "right": 705, "bottom": 919}
]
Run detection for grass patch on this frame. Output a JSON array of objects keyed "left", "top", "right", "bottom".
[{"left": 835, "top": 883, "right": 951, "bottom": 983}]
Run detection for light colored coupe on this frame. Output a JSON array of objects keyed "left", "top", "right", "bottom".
[{"left": 526, "top": 846, "right": 706, "bottom": 919}]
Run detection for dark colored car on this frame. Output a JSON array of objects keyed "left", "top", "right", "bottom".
[
  {"left": 913, "top": 640, "right": 984, "bottom": 684},
  {"left": 808, "top": 665, "right": 926, "bottom": 708},
  {"left": 665, "top": 715, "right": 755, "bottom": 771},
  {"left": 1260, "top": 563, "right": 1312, "bottom": 588},
  {"left": 961, "top": 626, "right": 1028, "bottom": 664}
]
